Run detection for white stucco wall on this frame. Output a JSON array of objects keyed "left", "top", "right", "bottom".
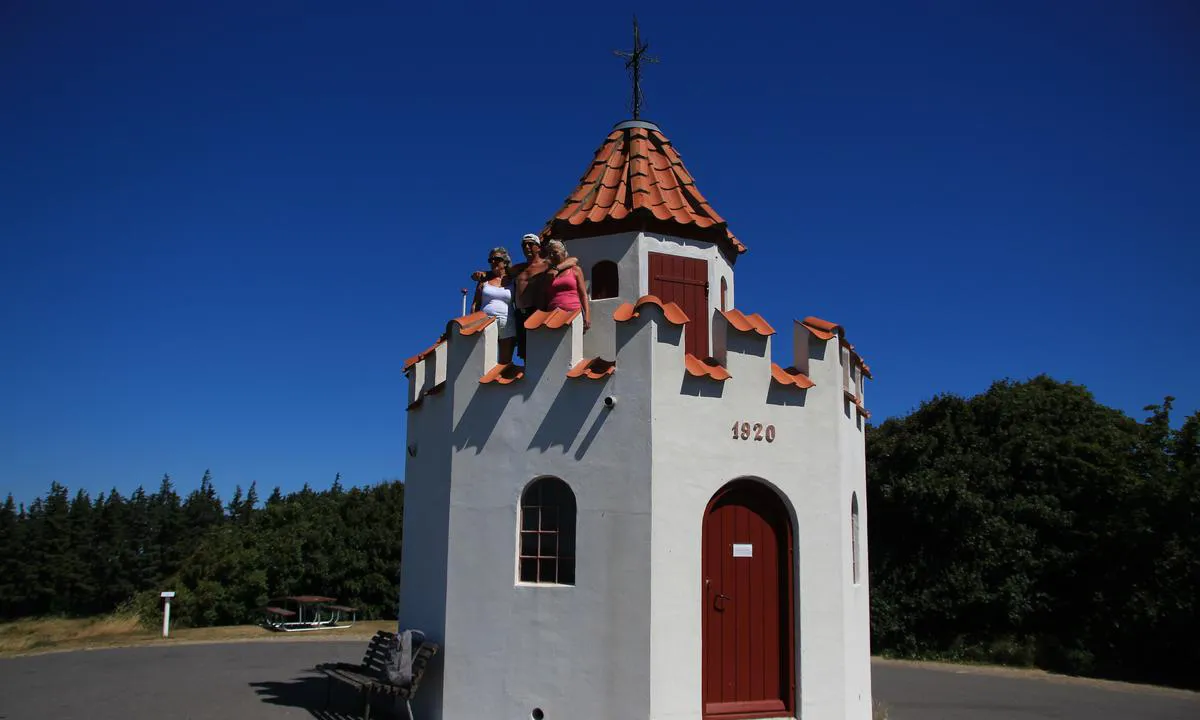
[
  {"left": 563, "top": 231, "right": 735, "bottom": 360},
  {"left": 401, "top": 314, "right": 656, "bottom": 720},
  {"left": 646, "top": 312, "right": 871, "bottom": 720},
  {"left": 400, "top": 244, "right": 871, "bottom": 720}
]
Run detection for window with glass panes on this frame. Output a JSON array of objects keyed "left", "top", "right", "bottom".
[{"left": 518, "top": 477, "right": 576, "bottom": 585}]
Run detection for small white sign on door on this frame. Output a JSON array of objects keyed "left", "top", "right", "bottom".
[{"left": 732, "top": 543, "right": 753, "bottom": 558}]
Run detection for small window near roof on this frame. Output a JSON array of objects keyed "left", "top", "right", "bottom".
[
  {"left": 720, "top": 277, "right": 728, "bottom": 311},
  {"left": 842, "top": 347, "right": 852, "bottom": 393},
  {"left": 590, "top": 261, "right": 618, "bottom": 300},
  {"left": 518, "top": 477, "right": 576, "bottom": 585},
  {"left": 851, "top": 492, "right": 861, "bottom": 585}
]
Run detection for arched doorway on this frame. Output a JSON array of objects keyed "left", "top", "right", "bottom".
[{"left": 702, "top": 479, "right": 795, "bottom": 719}]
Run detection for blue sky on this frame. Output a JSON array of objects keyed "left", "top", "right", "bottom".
[{"left": 2, "top": 1, "right": 1197, "bottom": 506}]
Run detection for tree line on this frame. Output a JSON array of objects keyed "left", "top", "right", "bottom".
[
  {"left": 867, "top": 376, "right": 1198, "bottom": 689},
  {"left": 1, "top": 375, "right": 1195, "bottom": 689},
  {"left": 0, "top": 473, "right": 403, "bottom": 627}
]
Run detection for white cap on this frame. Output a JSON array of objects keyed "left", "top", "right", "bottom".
[{"left": 522, "top": 233, "right": 541, "bottom": 244}]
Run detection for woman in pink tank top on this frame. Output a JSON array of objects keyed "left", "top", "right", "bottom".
[{"left": 543, "top": 240, "right": 591, "bottom": 332}]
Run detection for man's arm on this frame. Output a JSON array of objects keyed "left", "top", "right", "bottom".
[
  {"left": 546, "top": 255, "right": 579, "bottom": 279},
  {"left": 470, "top": 263, "right": 524, "bottom": 284}
]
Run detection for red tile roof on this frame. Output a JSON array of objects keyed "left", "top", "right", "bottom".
[
  {"left": 721, "top": 309, "right": 775, "bottom": 336},
  {"left": 524, "top": 307, "right": 581, "bottom": 330},
  {"left": 799, "top": 315, "right": 872, "bottom": 379},
  {"left": 542, "top": 120, "right": 747, "bottom": 259},
  {"left": 684, "top": 354, "right": 731, "bottom": 381},
  {"left": 452, "top": 310, "right": 496, "bottom": 336},
  {"left": 799, "top": 316, "right": 841, "bottom": 341},
  {"left": 566, "top": 358, "right": 616, "bottom": 379},
  {"left": 403, "top": 339, "right": 444, "bottom": 372},
  {"left": 771, "top": 364, "right": 815, "bottom": 389},
  {"left": 613, "top": 294, "right": 690, "bottom": 325},
  {"left": 479, "top": 364, "right": 524, "bottom": 385}
]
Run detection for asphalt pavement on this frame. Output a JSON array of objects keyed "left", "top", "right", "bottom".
[{"left": 0, "top": 641, "right": 1195, "bottom": 720}]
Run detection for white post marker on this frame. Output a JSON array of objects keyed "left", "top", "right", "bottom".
[{"left": 160, "top": 591, "right": 176, "bottom": 637}]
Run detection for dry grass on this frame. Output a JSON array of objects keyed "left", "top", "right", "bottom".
[{"left": 0, "top": 615, "right": 394, "bottom": 657}]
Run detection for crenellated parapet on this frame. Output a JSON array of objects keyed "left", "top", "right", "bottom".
[
  {"left": 794, "top": 315, "right": 872, "bottom": 418},
  {"left": 402, "top": 297, "right": 871, "bottom": 419}
]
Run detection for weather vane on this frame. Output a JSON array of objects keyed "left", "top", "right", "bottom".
[{"left": 614, "top": 16, "right": 659, "bottom": 120}]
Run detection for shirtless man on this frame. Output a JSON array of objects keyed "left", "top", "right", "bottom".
[{"left": 472, "top": 233, "right": 578, "bottom": 360}]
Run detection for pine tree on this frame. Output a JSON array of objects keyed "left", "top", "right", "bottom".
[
  {"left": 0, "top": 495, "right": 21, "bottom": 618},
  {"left": 243, "top": 482, "right": 259, "bottom": 521},
  {"left": 94, "top": 488, "right": 137, "bottom": 612},
  {"left": 66, "top": 489, "right": 96, "bottom": 615},
  {"left": 183, "top": 469, "right": 224, "bottom": 539},
  {"left": 153, "top": 474, "right": 184, "bottom": 582},
  {"left": 226, "top": 486, "right": 245, "bottom": 524},
  {"left": 126, "top": 486, "right": 158, "bottom": 592}
]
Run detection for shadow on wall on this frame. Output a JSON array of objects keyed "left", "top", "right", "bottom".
[
  {"left": 452, "top": 383, "right": 530, "bottom": 453},
  {"left": 681, "top": 374, "right": 725, "bottom": 399},
  {"left": 766, "top": 385, "right": 808, "bottom": 407},
  {"left": 727, "top": 333, "right": 767, "bottom": 357},
  {"left": 249, "top": 673, "right": 380, "bottom": 720},
  {"left": 529, "top": 379, "right": 608, "bottom": 453}
]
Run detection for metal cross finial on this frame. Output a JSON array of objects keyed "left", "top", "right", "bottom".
[{"left": 613, "top": 16, "right": 659, "bottom": 120}]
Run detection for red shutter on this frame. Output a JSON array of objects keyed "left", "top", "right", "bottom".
[{"left": 648, "top": 252, "right": 709, "bottom": 357}]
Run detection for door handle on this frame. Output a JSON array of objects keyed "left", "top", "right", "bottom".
[{"left": 714, "top": 593, "right": 730, "bottom": 612}]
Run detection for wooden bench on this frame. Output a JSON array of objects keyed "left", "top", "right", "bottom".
[{"left": 316, "top": 629, "right": 439, "bottom": 720}]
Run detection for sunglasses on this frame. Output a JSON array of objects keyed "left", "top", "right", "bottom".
[{"left": 488, "top": 257, "right": 505, "bottom": 264}]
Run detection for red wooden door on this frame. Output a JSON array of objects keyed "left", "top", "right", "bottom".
[
  {"left": 702, "top": 481, "right": 794, "bottom": 719},
  {"left": 648, "top": 252, "right": 708, "bottom": 358}
]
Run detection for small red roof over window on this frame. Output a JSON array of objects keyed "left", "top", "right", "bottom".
[{"left": 543, "top": 120, "right": 746, "bottom": 259}]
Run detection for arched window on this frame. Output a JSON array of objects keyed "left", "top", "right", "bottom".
[
  {"left": 851, "top": 492, "right": 861, "bottom": 585},
  {"left": 590, "top": 260, "right": 619, "bottom": 300},
  {"left": 720, "top": 277, "right": 728, "bottom": 311},
  {"left": 519, "top": 477, "right": 577, "bottom": 585}
]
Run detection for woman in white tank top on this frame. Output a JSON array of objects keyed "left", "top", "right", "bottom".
[{"left": 472, "top": 246, "right": 516, "bottom": 363}]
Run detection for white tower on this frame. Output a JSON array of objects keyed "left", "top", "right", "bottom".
[{"left": 400, "top": 119, "right": 874, "bottom": 720}]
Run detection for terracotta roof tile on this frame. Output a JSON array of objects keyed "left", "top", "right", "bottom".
[
  {"left": 771, "top": 364, "right": 815, "bottom": 389},
  {"left": 799, "top": 315, "right": 841, "bottom": 341},
  {"left": 684, "top": 354, "right": 731, "bottom": 381},
  {"left": 451, "top": 310, "right": 496, "bottom": 336},
  {"left": 845, "top": 343, "right": 873, "bottom": 379},
  {"left": 479, "top": 364, "right": 524, "bottom": 385},
  {"left": 720, "top": 309, "right": 776, "bottom": 336},
  {"left": 542, "top": 121, "right": 747, "bottom": 258},
  {"left": 403, "top": 338, "right": 445, "bottom": 372},
  {"left": 799, "top": 315, "right": 872, "bottom": 379},
  {"left": 566, "top": 358, "right": 616, "bottom": 380},
  {"left": 612, "top": 295, "right": 690, "bottom": 325},
  {"left": 845, "top": 390, "right": 871, "bottom": 418},
  {"left": 524, "top": 307, "right": 581, "bottom": 330}
]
